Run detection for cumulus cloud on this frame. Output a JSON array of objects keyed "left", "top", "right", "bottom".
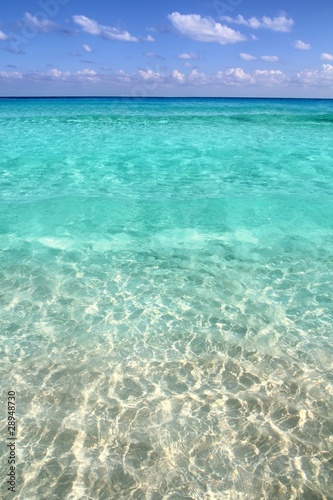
[
  {"left": 13, "top": 68, "right": 100, "bottom": 83},
  {"left": 217, "top": 67, "right": 253, "bottom": 84},
  {"left": 3, "top": 64, "right": 333, "bottom": 91},
  {"left": 222, "top": 13, "right": 294, "bottom": 32},
  {"left": 261, "top": 55, "right": 279, "bottom": 62},
  {"left": 253, "top": 69, "right": 286, "bottom": 85},
  {"left": 73, "top": 15, "right": 139, "bottom": 42},
  {"left": 82, "top": 44, "right": 93, "bottom": 53},
  {"left": 295, "top": 64, "right": 333, "bottom": 86},
  {"left": 294, "top": 40, "right": 311, "bottom": 50},
  {"left": 168, "top": 12, "right": 246, "bottom": 44},
  {"left": 0, "top": 30, "right": 10, "bottom": 41},
  {"left": 47, "top": 68, "right": 68, "bottom": 79},
  {"left": 187, "top": 67, "right": 286, "bottom": 87},
  {"left": 136, "top": 68, "right": 190, "bottom": 87},
  {"left": 188, "top": 69, "right": 209, "bottom": 85},
  {"left": 171, "top": 69, "right": 185, "bottom": 83},
  {"left": 240, "top": 53, "right": 256, "bottom": 61},
  {"left": 75, "top": 68, "right": 99, "bottom": 80},
  {"left": 0, "top": 71, "right": 23, "bottom": 79},
  {"left": 0, "top": 66, "right": 287, "bottom": 88},
  {"left": 119, "top": 68, "right": 191, "bottom": 86},
  {"left": 51, "top": 68, "right": 100, "bottom": 82},
  {"left": 320, "top": 53, "right": 333, "bottom": 61},
  {"left": 144, "top": 35, "right": 155, "bottom": 42},
  {"left": 114, "top": 69, "right": 132, "bottom": 83},
  {"left": 137, "top": 69, "right": 164, "bottom": 83}
]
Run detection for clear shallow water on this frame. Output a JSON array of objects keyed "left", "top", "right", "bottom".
[{"left": 0, "top": 97, "right": 332, "bottom": 499}]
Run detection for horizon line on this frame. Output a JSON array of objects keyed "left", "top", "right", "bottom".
[{"left": 0, "top": 96, "right": 333, "bottom": 100}]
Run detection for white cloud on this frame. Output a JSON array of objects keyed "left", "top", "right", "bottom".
[
  {"left": 222, "top": 14, "right": 294, "bottom": 32},
  {"left": 178, "top": 53, "right": 200, "bottom": 60},
  {"left": 31, "top": 68, "right": 101, "bottom": 82},
  {"left": 114, "top": 70, "right": 132, "bottom": 83},
  {"left": 187, "top": 67, "right": 285, "bottom": 87},
  {"left": 138, "top": 69, "right": 164, "bottom": 83},
  {"left": 320, "top": 63, "right": 333, "bottom": 72},
  {"left": 73, "top": 68, "right": 99, "bottom": 81},
  {"left": 48, "top": 68, "right": 67, "bottom": 79},
  {"left": 295, "top": 64, "right": 333, "bottom": 86},
  {"left": 73, "top": 15, "right": 139, "bottom": 42},
  {"left": 0, "top": 67, "right": 287, "bottom": 88},
  {"left": 76, "top": 69, "right": 98, "bottom": 80},
  {"left": 261, "top": 55, "right": 279, "bottom": 62},
  {"left": 5, "top": 64, "right": 333, "bottom": 92},
  {"left": 188, "top": 69, "right": 210, "bottom": 85},
  {"left": 253, "top": 69, "right": 286, "bottom": 85},
  {"left": 171, "top": 69, "right": 185, "bottom": 83},
  {"left": 294, "top": 40, "right": 311, "bottom": 50},
  {"left": 218, "top": 67, "right": 253, "bottom": 84},
  {"left": 168, "top": 12, "right": 246, "bottom": 44},
  {"left": 320, "top": 53, "right": 333, "bottom": 61},
  {"left": 82, "top": 44, "right": 93, "bottom": 53},
  {"left": 240, "top": 53, "right": 256, "bottom": 61},
  {"left": 0, "top": 30, "right": 10, "bottom": 41},
  {"left": 222, "top": 15, "right": 260, "bottom": 29},
  {"left": 0, "top": 71, "right": 23, "bottom": 79},
  {"left": 23, "top": 12, "right": 59, "bottom": 33},
  {"left": 144, "top": 35, "right": 155, "bottom": 42}
]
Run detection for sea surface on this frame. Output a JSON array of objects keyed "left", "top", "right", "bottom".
[{"left": 0, "top": 97, "right": 332, "bottom": 499}]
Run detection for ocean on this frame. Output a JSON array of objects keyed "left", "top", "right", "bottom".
[{"left": 0, "top": 97, "right": 332, "bottom": 499}]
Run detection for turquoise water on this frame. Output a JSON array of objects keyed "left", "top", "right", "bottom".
[{"left": 0, "top": 98, "right": 332, "bottom": 499}]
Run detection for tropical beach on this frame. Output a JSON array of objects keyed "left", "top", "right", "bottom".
[
  {"left": 1, "top": 1, "right": 333, "bottom": 499},
  {"left": 0, "top": 96, "right": 332, "bottom": 498}
]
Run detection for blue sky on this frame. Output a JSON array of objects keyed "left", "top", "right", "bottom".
[{"left": 1, "top": 0, "right": 333, "bottom": 96}]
